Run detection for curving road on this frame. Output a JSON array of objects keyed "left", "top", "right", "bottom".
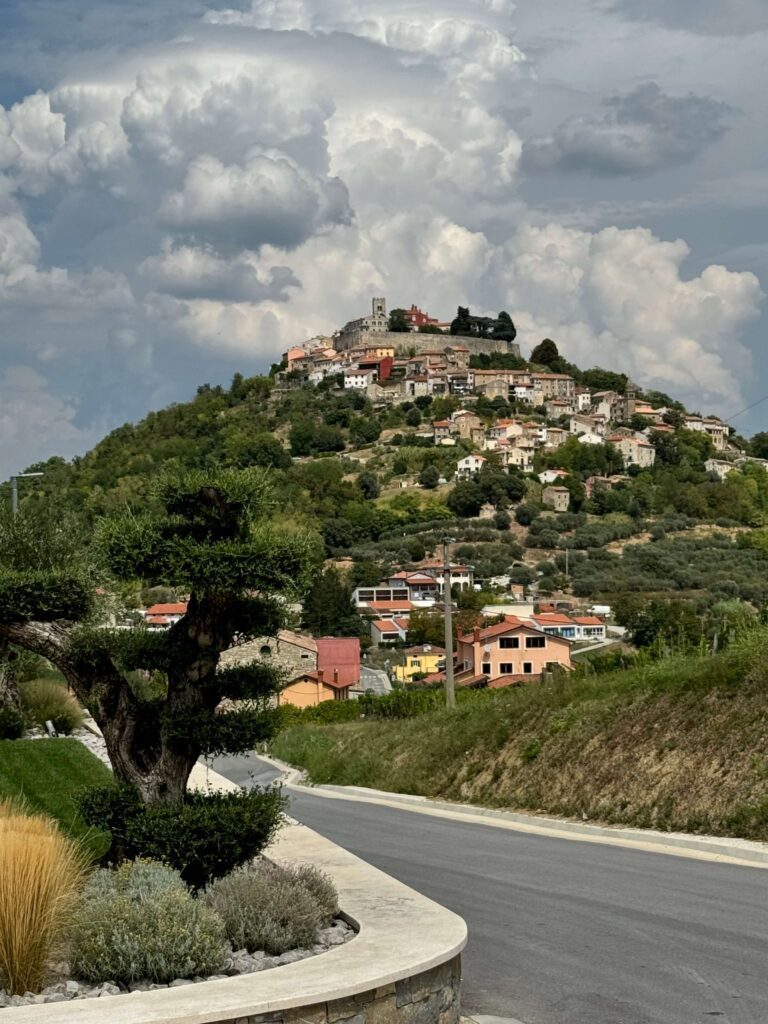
[{"left": 213, "top": 753, "right": 768, "bottom": 1024}]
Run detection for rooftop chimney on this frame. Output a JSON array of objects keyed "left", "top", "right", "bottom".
[
  {"left": 317, "top": 669, "right": 324, "bottom": 683},
  {"left": 333, "top": 669, "right": 339, "bottom": 685},
  {"left": 473, "top": 627, "right": 481, "bottom": 643}
]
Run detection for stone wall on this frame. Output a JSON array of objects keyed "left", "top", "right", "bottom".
[
  {"left": 213, "top": 957, "right": 462, "bottom": 1024},
  {"left": 337, "top": 329, "right": 520, "bottom": 359},
  {"left": 219, "top": 633, "right": 317, "bottom": 679}
]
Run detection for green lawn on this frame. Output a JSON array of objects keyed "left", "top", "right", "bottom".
[{"left": 0, "top": 738, "right": 113, "bottom": 857}]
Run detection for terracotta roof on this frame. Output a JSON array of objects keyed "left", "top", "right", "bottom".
[
  {"left": 393, "top": 617, "right": 411, "bottom": 630},
  {"left": 145, "top": 602, "right": 187, "bottom": 616},
  {"left": 487, "top": 674, "right": 536, "bottom": 689},
  {"left": 572, "top": 616, "right": 604, "bottom": 626},
  {"left": 372, "top": 620, "right": 405, "bottom": 632},
  {"left": 276, "top": 629, "right": 318, "bottom": 653},
  {"left": 289, "top": 669, "right": 350, "bottom": 691},
  {"left": 531, "top": 613, "right": 575, "bottom": 626},
  {"left": 366, "top": 600, "right": 415, "bottom": 611},
  {"left": 405, "top": 645, "right": 445, "bottom": 655},
  {"left": 146, "top": 615, "right": 169, "bottom": 625},
  {"left": 433, "top": 420, "right": 451, "bottom": 427},
  {"left": 316, "top": 637, "right": 360, "bottom": 686},
  {"left": 457, "top": 616, "right": 527, "bottom": 643}
]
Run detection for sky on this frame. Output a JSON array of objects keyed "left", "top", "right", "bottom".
[{"left": 1, "top": 0, "right": 767, "bottom": 479}]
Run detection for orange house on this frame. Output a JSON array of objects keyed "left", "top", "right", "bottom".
[
  {"left": 456, "top": 617, "right": 572, "bottom": 686},
  {"left": 278, "top": 669, "right": 352, "bottom": 709}
]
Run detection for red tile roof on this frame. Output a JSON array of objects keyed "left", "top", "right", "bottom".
[
  {"left": 457, "top": 616, "right": 527, "bottom": 643},
  {"left": 289, "top": 669, "right": 350, "bottom": 691},
  {"left": 531, "top": 613, "right": 575, "bottom": 626},
  {"left": 372, "top": 620, "right": 405, "bottom": 633},
  {"left": 572, "top": 616, "right": 605, "bottom": 625},
  {"left": 316, "top": 637, "right": 360, "bottom": 686},
  {"left": 366, "top": 600, "right": 415, "bottom": 611},
  {"left": 145, "top": 603, "right": 187, "bottom": 616}
]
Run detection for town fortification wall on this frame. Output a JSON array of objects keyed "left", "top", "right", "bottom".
[{"left": 336, "top": 330, "right": 521, "bottom": 359}]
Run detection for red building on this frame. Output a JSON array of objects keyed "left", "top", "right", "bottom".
[
  {"left": 358, "top": 355, "right": 394, "bottom": 381},
  {"left": 403, "top": 305, "right": 447, "bottom": 331}
]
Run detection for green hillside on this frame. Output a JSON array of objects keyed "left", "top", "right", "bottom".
[{"left": 273, "top": 630, "right": 768, "bottom": 840}]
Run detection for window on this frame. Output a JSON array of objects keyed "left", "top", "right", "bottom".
[
  {"left": 499, "top": 637, "right": 519, "bottom": 649},
  {"left": 526, "top": 636, "right": 546, "bottom": 649},
  {"left": 482, "top": 662, "right": 491, "bottom": 675},
  {"left": 523, "top": 662, "right": 533, "bottom": 674},
  {"left": 499, "top": 663, "right": 515, "bottom": 674}
]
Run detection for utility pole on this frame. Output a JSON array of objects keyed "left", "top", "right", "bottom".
[
  {"left": 10, "top": 472, "right": 44, "bottom": 516},
  {"left": 442, "top": 535, "right": 456, "bottom": 709}
]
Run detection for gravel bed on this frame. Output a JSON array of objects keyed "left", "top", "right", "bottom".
[{"left": 0, "top": 919, "right": 355, "bottom": 1008}]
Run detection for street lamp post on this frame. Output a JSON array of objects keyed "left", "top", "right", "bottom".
[
  {"left": 442, "top": 535, "right": 456, "bottom": 709},
  {"left": 10, "top": 472, "right": 44, "bottom": 515}
]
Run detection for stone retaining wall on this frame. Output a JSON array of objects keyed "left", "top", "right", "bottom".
[{"left": 216, "top": 958, "right": 461, "bottom": 1024}]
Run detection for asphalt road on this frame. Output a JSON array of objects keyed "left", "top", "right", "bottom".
[{"left": 213, "top": 753, "right": 768, "bottom": 1024}]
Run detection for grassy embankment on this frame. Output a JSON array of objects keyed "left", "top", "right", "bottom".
[
  {"left": 273, "top": 630, "right": 768, "bottom": 840},
  {"left": 0, "top": 738, "right": 112, "bottom": 856}
]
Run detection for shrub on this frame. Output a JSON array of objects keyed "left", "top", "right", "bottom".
[
  {"left": 282, "top": 863, "right": 339, "bottom": 925},
  {"left": 0, "top": 801, "right": 86, "bottom": 995},
  {"left": 78, "top": 785, "right": 286, "bottom": 889},
  {"left": 0, "top": 705, "right": 24, "bottom": 739},
  {"left": 205, "top": 860, "right": 335, "bottom": 955},
  {"left": 18, "top": 679, "right": 84, "bottom": 734},
  {"left": 70, "top": 860, "right": 227, "bottom": 985}
]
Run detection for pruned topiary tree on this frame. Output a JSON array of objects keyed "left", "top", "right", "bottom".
[{"left": 0, "top": 469, "right": 322, "bottom": 805}]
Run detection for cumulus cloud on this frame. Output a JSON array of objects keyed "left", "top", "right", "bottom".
[
  {"left": 139, "top": 244, "right": 299, "bottom": 302},
  {"left": 0, "top": 0, "right": 764, "bottom": 466},
  {"left": 158, "top": 150, "right": 351, "bottom": 249},
  {"left": 611, "top": 0, "right": 768, "bottom": 36},
  {"left": 0, "top": 367, "right": 103, "bottom": 479},
  {"left": 488, "top": 223, "right": 762, "bottom": 408},
  {"left": 522, "top": 83, "right": 733, "bottom": 177}
]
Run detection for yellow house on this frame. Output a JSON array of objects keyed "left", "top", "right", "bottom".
[
  {"left": 394, "top": 645, "right": 445, "bottom": 683},
  {"left": 278, "top": 669, "right": 352, "bottom": 708}
]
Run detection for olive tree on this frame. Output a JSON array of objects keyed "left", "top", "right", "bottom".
[{"left": 0, "top": 469, "right": 321, "bottom": 804}]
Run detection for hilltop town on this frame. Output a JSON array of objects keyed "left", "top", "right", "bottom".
[{"left": 12, "top": 294, "right": 765, "bottom": 709}]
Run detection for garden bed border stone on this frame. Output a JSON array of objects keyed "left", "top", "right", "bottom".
[{"left": 2, "top": 763, "right": 467, "bottom": 1024}]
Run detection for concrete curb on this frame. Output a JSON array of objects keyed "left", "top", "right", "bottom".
[
  {"left": 259, "top": 753, "right": 768, "bottom": 870},
  {"left": 3, "top": 762, "right": 468, "bottom": 1023}
]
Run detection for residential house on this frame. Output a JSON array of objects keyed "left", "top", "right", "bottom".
[
  {"left": 404, "top": 375, "right": 430, "bottom": 397},
  {"left": 371, "top": 617, "right": 409, "bottom": 645},
  {"left": 456, "top": 617, "right": 572, "bottom": 685},
  {"left": 530, "top": 372, "right": 576, "bottom": 399},
  {"left": 542, "top": 486, "right": 570, "bottom": 512},
  {"left": 361, "top": 599, "right": 414, "bottom": 620},
  {"left": 531, "top": 612, "right": 606, "bottom": 642},
  {"left": 344, "top": 369, "right": 376, "bottom": 389},
  {"left": 144, "top": 602, "right": 187, "bottom": 629},
  {"left": 394, "top": 645, "right": 445, "bottom": 682},
  {"left": 543, "top": 426, "right": 570, "bottom": 448},
  {"left": 608, "top": 435, "right": 656, "bottom": 469},
  {"left": 420, "top": 561, "right": 475, "bottom": 591},
  {"left": 220, "top": 628, "right": 318, "bottom": 676},
  {"left": 705, "top": 458, "right": 736, "bottom": 481},
  {"left": 452, "top": 410, "right": 483, "bottom": 438},
  {"left": 455, "top": 454, "right": 487, "bottom": 478},
  {"left": 501, "top": 444, "right": 535, "bottom": 471},
  {"left": 570, "top": 413, "right": 606, "bottom": 437},
  {"left": 538, "top": 468, "right": 569, "bottom": 485},
  {"left": 278, "top": 669, "right": 352, "bottom": 709},
  {"left": 684, "top": 416, "right": 729, "bottom": 451},
  {"left": 545, "top": 398, "right": 576, "bottom": 419},
  {"left": 352, "top": 585, "right": 410, "bottom": 607},
  {"left": 575, "top": 387, "right": 593, "bottom": 412},
  {"left": 385, "top": 572, "right": 441, "bottom": 603},
  {"left": 316, "top": 637, "right": 361, "bottom": 687},
  {"left": 575, "top": 431, "right": 605, "bottom": 446}
]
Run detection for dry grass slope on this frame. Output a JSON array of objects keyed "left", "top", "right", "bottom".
[{"left": 273, "top": 630, "right": 768, "bottom": 840}]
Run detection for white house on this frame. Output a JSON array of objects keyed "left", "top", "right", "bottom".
[
  {"left": 538, "top": 468, "right": 569, "bottom": 485},
  {"left": 575, "top": 431, "right": 605, "bottom": 446},
  {"left": 455, "top": 454, "right": 487, "bottom": 478},
  {"left": 344, "top": 369, "right": 376, "bottom": 389}
]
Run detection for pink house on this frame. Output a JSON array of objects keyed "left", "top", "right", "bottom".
[{"left": 456, "top": 616, "right": 572, "bottom": 685}]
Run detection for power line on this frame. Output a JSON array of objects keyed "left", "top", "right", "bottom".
[{"left": 723, "top": 392, "right": 768, "bottom": 425}]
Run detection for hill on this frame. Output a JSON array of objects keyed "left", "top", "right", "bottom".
[
  {"left": 272, "top": 630, "right": 768, "bottom": 841},
  {"left": 4, "top": 323, "right": 768, "bottom": 634}
]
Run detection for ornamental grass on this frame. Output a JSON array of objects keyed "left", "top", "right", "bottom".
[{"left": 0, "top": 800, "right": 87, "bottom": 995}]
